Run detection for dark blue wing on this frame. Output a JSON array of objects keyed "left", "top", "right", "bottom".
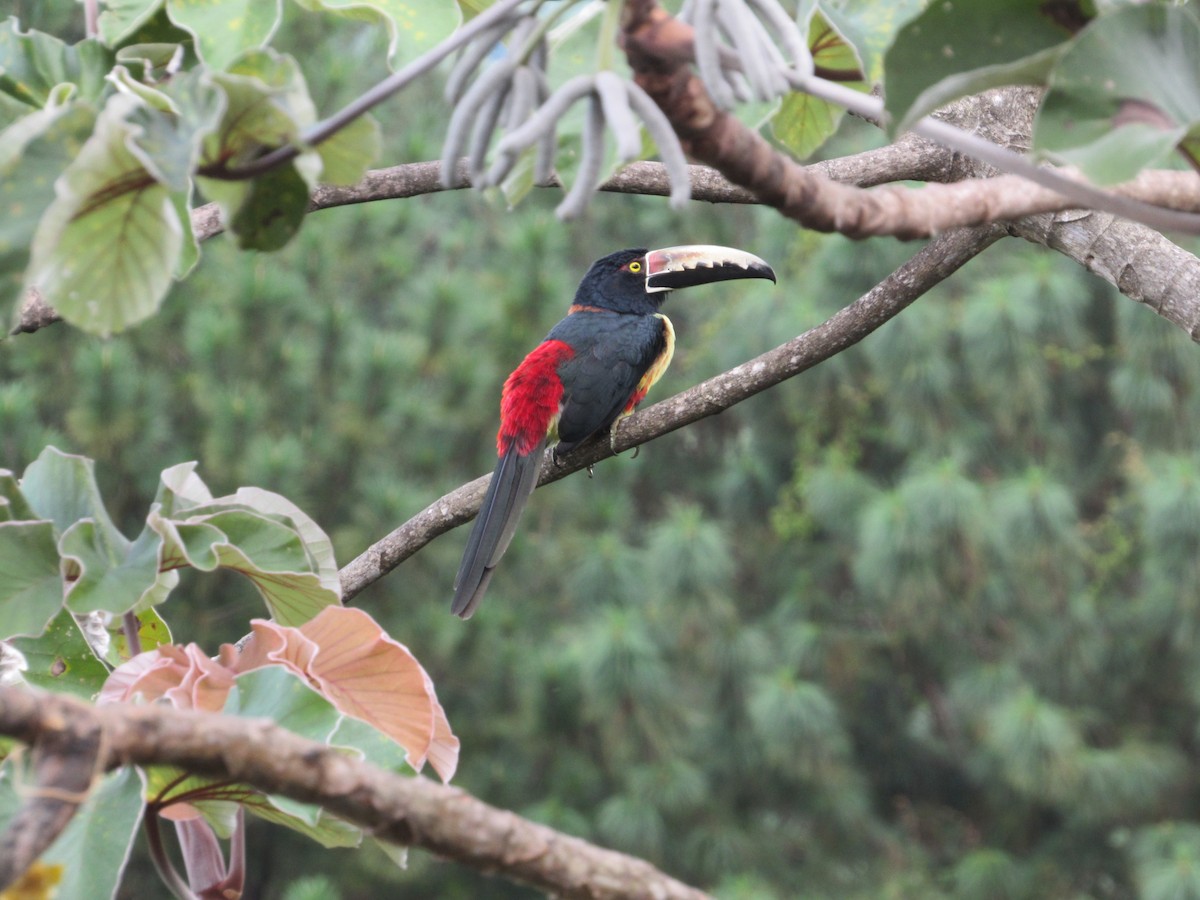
[{"left": 547, "top": 311, "right": 667, "bottom": 455}]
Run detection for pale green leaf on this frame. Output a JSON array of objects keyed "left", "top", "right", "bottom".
[
  {"left": 330, "top": 715, "right": 415, "bottom": 775},
  {"left": 1035, "top": 5, "right": 1200, "bottom": 183},
  {"left": 125, "top": 69, "right": 226, "bottom": 191},
  {"left": 25, "top": 94, "right": 183, "bottom": 335},
  {"left": 224, "top": 665, "right": 343, "bottom": 745},
  {"left": 229, "top": 486, "right": 339, "bottom": 592},
  {"left": 0, "top": 520, "right": 63, "bottom": 639},
  {"left": 39, "top": 767, "right": 145, "bottom": 900},
  {"left": 291, "top": 0, "right": 461, "bottom": 65},
  {"left": 99, "top": 0, "right": 167, "bottom": 47},
  {"left": 884, "top": 0, "right": 1072, "bottom": 133},
  {"left": 0, "top": 470, "right": 35, "bottom": 521},
  {"left": 150, "top": 500, "right": 339, "bottom": 625},
  {"left": 111, "top": 606, "right": 173, "bottom": 662},
  {"left": 315, "top": 113, "right": 380, "bottom": 185},
  {"left": 60, "top": 517, "right": 165, "bottom": 616},
  {"left": 0, "top": 19, "right": 112, "bottom": 111},
  {"left": 816, "top": 0, "right": 923, "bottom": 84},
  {"left": 773, "top": 12, "right": 868, "bottom": 160},
  {"left": 8, "top": 609, "right": 110, "bottom": 699},
  {"left": 0, "top": 103, "right": 96, "bottom": 310},
  {"left": 166, "top": 0, "right": 284, "bottom": 70},
  {"left": 20, "top": 446, "right": 124, "bottom": 544},
  {"left": 229, "top": 162, "right": 311, "bottom": 251},
  {"left": 248, "top": 794, "right": 363, "bottom": 848},
  {"left": 204, "top": 49, "right": 315, "bottom": 167},
  {"left": 170, "top": 181, "right": 199, "bottom": 277},
  {"left": 153, "top": 460, "right": 215, "bottom": 515}
]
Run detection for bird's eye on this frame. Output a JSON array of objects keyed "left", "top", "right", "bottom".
[{"left": 628, "top": 261, "right": 642, "bottom": 273}]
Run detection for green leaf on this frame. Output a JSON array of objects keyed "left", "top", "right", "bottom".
[
  {"left": 8, "top": 609, "right": 110, "bottom": 699},
  {"left": 197, "top": 49, "right": 319, "bottom": 227},
  {"left": 230, "top": 487, "right": 339, "bottom": 590},
  {"left": 166, "top": 0, "right": 284, "bottom": 70},
  {"left": 315, "top": 113, "right": 381, "bottom": 185},
  {"left": 815, "top": 0, "right": 923, "bottom": 84},
  {"left": 0, "top": 19, "right": 112, "bottom": 112},
  {"left": 20, "top": 447, "right": 124, "bottom": 544},
  {"left": 291, "top": 0, "right": 462, "bottom": 66},
  {"left": 203, "top": 48, "right": 316, "bottom": 167},
  {"left": 0, "top": 470, "right": 35, "bottom": 521},
  {"left": 60, "top": 517, "right": 165, "bottom": 616},
  {"left": 1034, "top": 5, "right": 1200, "bottom": 184},
  {"left": 0, "top": 102, "right": 97, "bottom": 312},
  {"left": 247, "top": 793, "right": 362, "bottom": 848},
  {"left": 170, "top": 182, "right": 200, "bottom": 277},
  {"left": 123, "top": 68, "right": 226, "bottom": 191},
  {"left": 25, "top": 94, "right": 184, "bottom": 335},
  {"left": 884, "top": 0, "right": 1072, "bottom": 133},
  {"left": 222, "top": 668, "right": 364, "bottom": 847},
  {"left": 229, "top": 162, "right": 311, "bottom": 251},
  {"left": 111, "top": 606, "right": 173, "bottom": 662},
  {"left": 149, "top": 487, "right": 340, "bottom": 625},
  {"left": 773, "top": 12, "right": 869, "bottom": 160},
  {"left": 330, "top": 715, "right": 416, "bottom": 776},
  {"left": 39, "top": 767, "right": 145, "bottom": 900},
  {"left": 0, "top": 520, "right": 63, "bottom": 639},
  {"left": 99, "top": 0, "right": 168, "bottom": 47},
  {"left": 224, "top": 665, "right": 342, "bottom": 745},
  {"left": 0, "top": 102, "right": 97, "bottom": 297}
]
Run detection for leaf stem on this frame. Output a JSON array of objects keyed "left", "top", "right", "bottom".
[
  {"left": 597, "top": 0, "right": 625, "bottom": 71},
  {"left": 122, "top": 612, "right": 141, "bottom": 657},
  {"left": 144, "top": 809, "right": 199, "bottom": 900}
]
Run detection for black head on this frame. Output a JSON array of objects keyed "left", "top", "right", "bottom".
[
  {"left": 574, "top": 248, "right": 656, "bottom": 315},
  {"left": 573, "top": 245, "right": 776, "bottom": 315}
]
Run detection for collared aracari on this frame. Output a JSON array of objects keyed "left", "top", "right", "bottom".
[{"left": 451, "top": 245, "right": 776, "bottom": 619}]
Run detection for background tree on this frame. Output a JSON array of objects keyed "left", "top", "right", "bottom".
[{"left": 3, "top": 0, "right": 1200, "bottom": 898}]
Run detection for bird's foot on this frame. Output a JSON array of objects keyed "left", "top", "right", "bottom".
[
  {"left": 608, "top": 419, "right": 642, "bottom": 459},
  {"left": 609, "top": 422, "right": 622, "bottom": 456},
  {"left": 586, "top": 464, "right": 595, "bottom": 479}
]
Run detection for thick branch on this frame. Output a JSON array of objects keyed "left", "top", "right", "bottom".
[
  {"left": 339, "top": 224, "right": 1005, "bottom": 601},
  {"left": 0, "top": 700, "right": 102, "bottom": 891},
  {"left": 620, "top": 1, "right": 1200, "bottom": 239},
  {"left": 15, "top": 149, "right": 1200, "bottom": 336},
  {"left": 1010, "top": 211, "right": 1200, "bottom": 339},
  {"left": 0, "top": 687, "right": 710, "bottom": 900}
]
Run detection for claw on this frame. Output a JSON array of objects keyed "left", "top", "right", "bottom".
[
  {"left": 609, "top": 420, "right": 623, "bottom": 456},
  {"left": 587, "top": 464, "right": 595, "bottom": 478}
]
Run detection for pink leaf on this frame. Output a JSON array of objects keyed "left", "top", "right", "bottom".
[{"left": 239, "top": 608, "right": 459, "bottom": 781}]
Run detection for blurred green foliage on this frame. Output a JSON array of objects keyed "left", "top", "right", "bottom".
[{"left": 8, "top": 4, "right": 1200, "bottom": 899}]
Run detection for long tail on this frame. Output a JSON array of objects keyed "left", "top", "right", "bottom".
[{"left": 451, "top": 440, "right": 545, "bottom": 618}]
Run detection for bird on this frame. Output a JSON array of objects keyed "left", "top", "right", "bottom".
[{"left": 451, "top": 245, "right": 776, "bottom": 619}]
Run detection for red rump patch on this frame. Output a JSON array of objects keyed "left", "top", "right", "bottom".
[{"left": 497, "top": 340, "right": 574, "bottom": 456}]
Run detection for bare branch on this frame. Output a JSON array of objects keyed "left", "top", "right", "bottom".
[
  {"left": 0, "top": 687, "right": 711, "bottom": 900},
  {"left": 339, "top": 224, "right": 1005, "bottom": 601},
  {"left": 1009, "top": 211, "right": 1200, "bottom": 340}
]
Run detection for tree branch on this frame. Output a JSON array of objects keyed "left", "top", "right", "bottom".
[
  {"left": 15, "top": 151, "right": 1199, "bottom": 338},
  {"left": 338, "top": 223, "right": 1006, "bottom": 602},
  {"left": 0, "top": 698, "right": 102, "bottom": 890},
  {"left": 620, "top": 0, "right": 1200, "bottom": 240},
  {"left": 1009, "top": 211, "right": 1200, "bottom": 340},
  {"left": 0, "top": 687, "right": 711, "bottom": 900}
]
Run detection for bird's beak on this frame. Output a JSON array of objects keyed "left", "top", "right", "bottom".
[{"left": 644, "top": 245, "right": 776, "bottom": 294}]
